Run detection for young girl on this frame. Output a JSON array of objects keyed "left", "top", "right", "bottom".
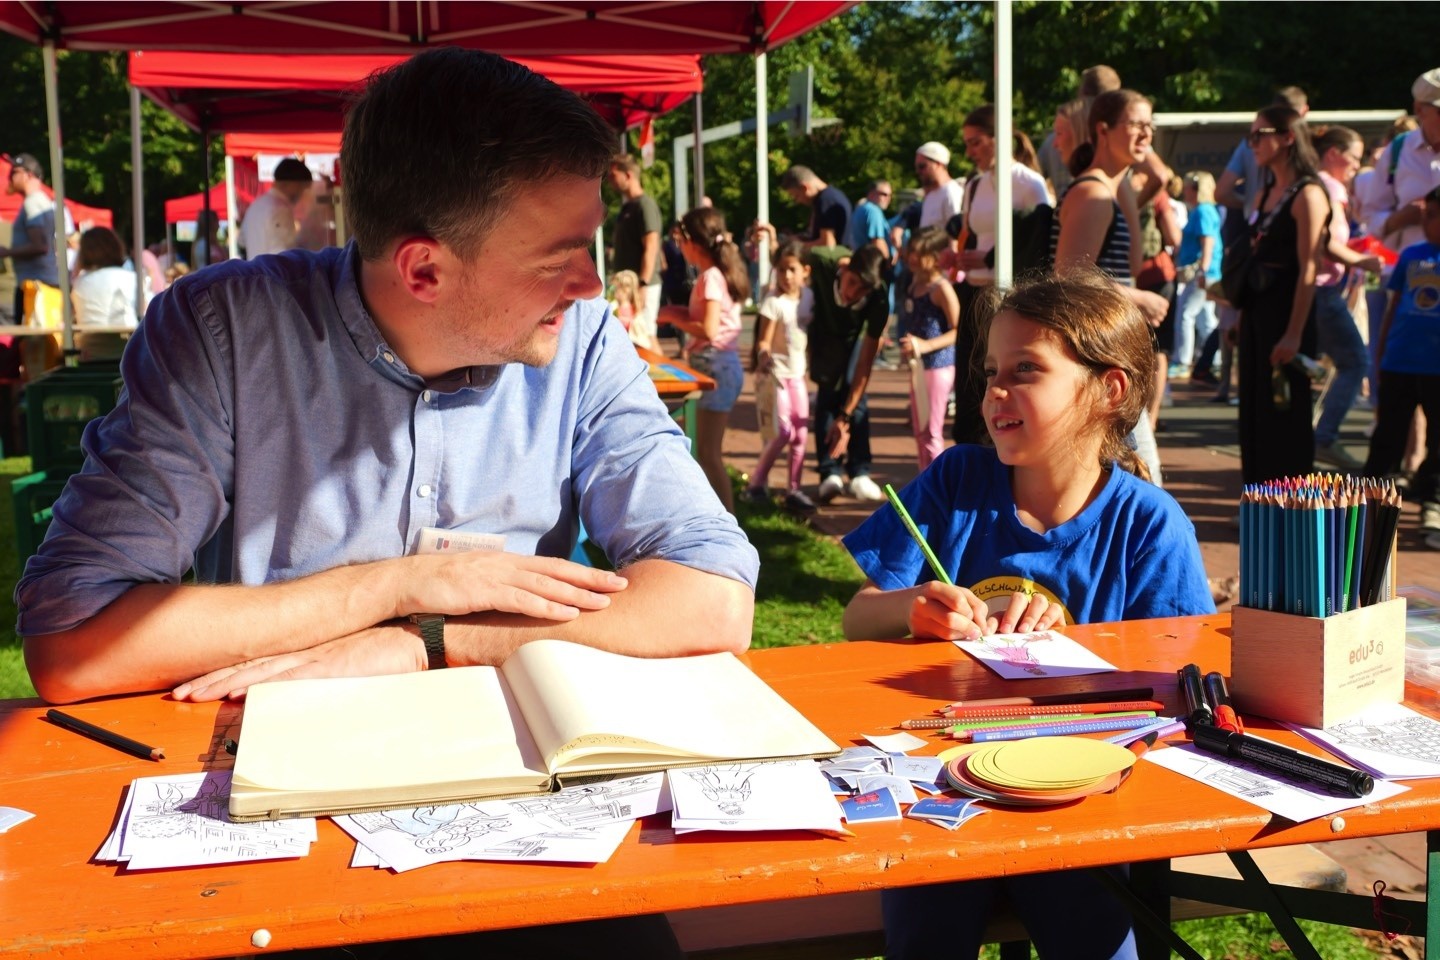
[
  {"left": 608, "top": 269, "right": 641, "bottom": 337},
  {"left": 897, "top": 226, "right": 960, "bottom": 469},
  {"left": 659, "top": 207, "right": 749, "bottom": 512},
  {"left": 842, "top": 269, "right": 1213, "bottom": 960},
  {"left": 744, "top": 242, "right": 816, "bottom": 513}
]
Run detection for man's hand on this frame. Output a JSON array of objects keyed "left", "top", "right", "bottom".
[
  {"left": 173, "top": 624, "right": 426, "bottom": 701},
  {"left": 171, "top": 553, "right": 628, "bottom": 701},
  {"left": 390, "top": 551, "right": 627, "bottom": 622},
  {"left": 908, "top": 583, "right": 997, "bottom": 640}
]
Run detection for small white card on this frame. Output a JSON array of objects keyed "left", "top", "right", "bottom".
[
  {"left": 417, "top": 527, "right": 506, "bottom": 554},
  {"left": 953, "top": 630, "right": 1118, "bottom": 679},
  {"left": 863, "top": 732, "right": 928, "bottom": 754}
]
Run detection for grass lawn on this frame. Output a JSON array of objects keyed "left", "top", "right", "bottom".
[{"left": 0, "top": 469, "right": 1390, "bottom": 957}]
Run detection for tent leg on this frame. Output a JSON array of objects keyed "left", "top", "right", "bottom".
[
  {"left": 691, "top": 93, "right": 705, "bottom": 207},
  {"left": 754, "top": 51, "right": 770, "bottom": 295},
  {"left": 225, "top": 157, "right": 240, "bottom": 260},
  {"left": 42, "top": 40, "right": 75, "bottom": 357},
  {"left": 130, "top": 84, "right": 145, "bottom": 322},
  {"left": 994, "top": 0, "right": 1014, "bottom": 289}
]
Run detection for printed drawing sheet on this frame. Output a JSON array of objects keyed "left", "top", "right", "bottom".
[
  {"left": 97, "top": 771, "right": 317, "bottom": 870},
  {"left": 1286, "top": 702, "right": 1440, "bottom": 779},
  {"left": 333, "top": 773, "right": 668, "bottom": 871},
  {"left": 668, "top": 760, "right": 843, "bottom": 834},
  {"left": 953, "top": 630, "right": 1118, "bottom": 679},
  {"left": 1142, "top": 743, "right": 1409, "bottom": 822}
]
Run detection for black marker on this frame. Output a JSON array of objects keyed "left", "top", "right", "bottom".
[
  {"left": 1177, "top": 663, "right": 1213, "bottom": 729},
  {"left": 46, "top": 709, "right": 165, "bottom": 761},
  {"left": 1190, "top": 725, "right": 1373, "bottom": 798}
]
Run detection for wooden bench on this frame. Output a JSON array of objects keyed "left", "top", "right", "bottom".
[{"left": 667, "top": 843, "right": 1347, "bottom": 959}]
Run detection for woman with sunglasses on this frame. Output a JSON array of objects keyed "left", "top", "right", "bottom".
[
  {"left": 1234, "top": 106, "right": 1330, "bottom": 484},
  {"left": 1050, "top": 88, "right": 1169, "bottom": 482}
]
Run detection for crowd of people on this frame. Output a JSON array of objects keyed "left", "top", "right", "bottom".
[{"left": 596, "top": 64, "right": 1440, "bottom": 956}]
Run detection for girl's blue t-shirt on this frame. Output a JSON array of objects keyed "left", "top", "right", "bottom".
[
  {"left": 843, "top": 444, "right": 1215, "bottom": 626},
  {"left": 1381, "top": 241, "right": 1440, "bottom": 376}
]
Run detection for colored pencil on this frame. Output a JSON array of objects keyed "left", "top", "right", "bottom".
[{"left": 938, "top": 687, "right": 1153, "bottom": 712}]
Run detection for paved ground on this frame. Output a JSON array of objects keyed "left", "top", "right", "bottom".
[{"left": 664, "top": 329, "right": 1437, "bottom": 946}]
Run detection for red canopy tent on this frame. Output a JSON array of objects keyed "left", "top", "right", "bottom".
[
  {"left": 0, "top": 2, "right": 851, "bottom": 55},
  {"left": 163, "top": 182, "right": 255, "bottom": 225},
  {"left": 225, "top": 132, "right": 341, "bottom": 158},
  {"left": 129, "top": 50, "right": 704, "bottom": 134},
  {"left": 0, "top": 185, "right": 113, "bottom": 230},
  {"left": 0, "top": 1, "right": 855, "bottom": 342}
]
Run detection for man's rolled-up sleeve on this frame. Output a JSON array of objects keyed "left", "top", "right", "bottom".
[
  {"left": 16, "top": 278, "right": 237, "bottom": 636},
  {"left": 567, "top": 318, "right": 758, "bottom": 589}
]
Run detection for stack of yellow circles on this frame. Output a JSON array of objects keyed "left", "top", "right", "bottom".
[{"left": 945, "top": 737, "right": 1138, "bottom": 806}]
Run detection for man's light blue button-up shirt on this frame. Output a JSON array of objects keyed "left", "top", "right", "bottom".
[{"left": 18, "top": 244, "right": 758, "bottom": 636}]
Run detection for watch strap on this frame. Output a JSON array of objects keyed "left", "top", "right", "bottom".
[{"left": 409, "top": 614, "right": 447, "bottom": 670}]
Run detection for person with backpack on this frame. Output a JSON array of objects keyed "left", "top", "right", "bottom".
[
  {"left": 947, "top": 104, "right": 1050, "bottom": 445},
  {"left": 1363, "top": 69, "right": 1440, "bottom": 256}
]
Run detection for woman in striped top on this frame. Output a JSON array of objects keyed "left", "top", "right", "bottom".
[{"left": 1050, "top": 88, "right": 1170, "bottom": 482}]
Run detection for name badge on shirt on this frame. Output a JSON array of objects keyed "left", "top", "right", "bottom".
[{"left": 416, "top": 527, "right": 506, "bottom": 555}]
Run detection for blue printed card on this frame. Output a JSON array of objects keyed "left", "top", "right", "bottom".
[{"left": 839, "top": 788, "right": 902, "bottom": 824}]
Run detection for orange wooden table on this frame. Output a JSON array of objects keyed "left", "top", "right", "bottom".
[
  {"left": 3, "top": 614, "right": 1437, "bottom": 958},
  {"left": 636, "top": 345, "right": 713, "bottom": 446}
]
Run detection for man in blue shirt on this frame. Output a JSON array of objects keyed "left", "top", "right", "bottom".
[
  {"left": 778, "top": 164, "right": 852, "bottom": 249},
  {"left": 844, "top": 180, "right": 892, "bottom": 258},
  {"left": 19, "top": 49, "right": 759, "bottom": 711}
]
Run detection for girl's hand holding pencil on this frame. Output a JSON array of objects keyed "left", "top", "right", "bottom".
[
  {"left": 909, "top": 581, "right": 996, "bottom": 641},
  {"left": 884, "top": 482, "right": 1065, "bottom": 640}
]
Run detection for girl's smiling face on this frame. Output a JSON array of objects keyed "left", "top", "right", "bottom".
[{"left": 982, "top": 310, "right": 1113, "bottom": 469}]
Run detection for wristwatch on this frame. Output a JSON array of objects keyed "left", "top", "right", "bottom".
[{"left": 408, "top": 614, "right": 447, "bottom": 670}]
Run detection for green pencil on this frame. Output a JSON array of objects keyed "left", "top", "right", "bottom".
[{"left": 883, "top": 483, "right": 952, "bottom": 585}]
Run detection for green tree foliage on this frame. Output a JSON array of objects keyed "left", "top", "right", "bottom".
[
  {"left": 2, "top": 2, "right": 1435, "bottom": 246},
  {"left": 0, "top": 36, "right": 217, "bottom": 240}
]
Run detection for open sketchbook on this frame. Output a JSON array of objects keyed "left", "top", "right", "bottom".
[{"left": 230, "top": 640, "right": 841, "bottom": 820}]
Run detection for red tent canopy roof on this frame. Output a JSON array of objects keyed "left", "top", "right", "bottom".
[
  {"left": 0, "top": 184, "right": 113, "bottom": 230},
  {"left": 129, "top": 50, "right": 703, "bottom": 133},
  {"left": 163, "top": 182, "right": 254, "bottom": 224},
  {"left": 225, "top": 132, "right": 341, "bottom": 158},
  {"left": 1, "top": 2, "right": 853, "bottom": 55}
]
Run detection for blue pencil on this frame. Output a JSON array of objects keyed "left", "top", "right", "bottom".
[
  {"left": 969, "top": 715, "right": 1160, "bottom": 743},
  {"left": 1313, "top": 492, "right": 1326, "bottom": 619}
]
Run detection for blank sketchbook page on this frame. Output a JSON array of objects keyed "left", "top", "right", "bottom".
[
  {"left": 504, "top": 640, "right": 839, "bottom": 773},
  {"left": 234, "top": 668, "right": 547, "bottom": 793}
]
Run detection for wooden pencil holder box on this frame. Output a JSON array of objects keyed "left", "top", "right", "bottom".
[{"left": 1230, "top": 599, "right": 1407, "bottom": 728}]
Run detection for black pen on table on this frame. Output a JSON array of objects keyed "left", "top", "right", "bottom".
[
  {"left": 45, "top": 709, "right": 165, "bottom": 761},
  {"left": 1190, "top": 724, "right": 1373, "bottom": 798}
]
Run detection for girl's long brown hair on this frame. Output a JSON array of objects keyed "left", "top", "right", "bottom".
[{"left": 681, "top": 207, "right": 750, "bottom": 303}]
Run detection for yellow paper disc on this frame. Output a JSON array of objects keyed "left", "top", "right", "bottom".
[{"left": 983, "top": 737, "right": 1136, "bottom": 789}]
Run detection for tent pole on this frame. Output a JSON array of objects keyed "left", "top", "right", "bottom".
[
  {"left": 130, "top": 84, "right": 145, "bottom": 322},
  {"left": 994, "top": 0, "right": 1014, "bottom": 290},
  {"left": 691, "top": 93, "right": 704, "bottom": 208},
  {"left": 754, "top": 51, "right": 770, "bottom": 293},
  {"left": 224, "top": 156, "right": 240, "bottom": 259},
  {"left": 200, "top": 120, "right": 212, "bottom": 266},
  {"left": 42, "top": 40, "right": 75, "bottom": 356}
]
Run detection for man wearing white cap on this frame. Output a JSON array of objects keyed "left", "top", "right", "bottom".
[
  {"left": 1365, "top": 68, "right": 1440, "bottom": 253},
  {"left": 915, "top": 141, "right": 965, "bottom": 230}
]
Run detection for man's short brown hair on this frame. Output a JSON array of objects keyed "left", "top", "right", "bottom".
[
  {"left": 1079, "top": 65, "right": 1120, "bottom": 99},
  {"left": 610, "top": 154, "right": 641, "bottom": 178},
  {"left": 342, "top": 48, "right": 616, "bottom": 260}
]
